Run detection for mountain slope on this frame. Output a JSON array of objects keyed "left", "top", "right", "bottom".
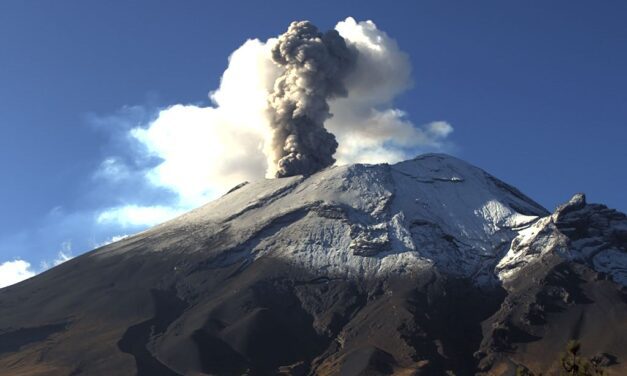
[{"left": 0, "top": 154, "right": 625, "bottom": 376}]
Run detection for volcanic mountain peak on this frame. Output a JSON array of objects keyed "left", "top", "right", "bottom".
[
  {"left": 3, "top": 154, "right": 627, "bottom": 376},
  {"left": 96, "top": 153, "right": 548, "bottom": 283}
]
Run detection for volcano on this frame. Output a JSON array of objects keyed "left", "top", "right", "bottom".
[{"left": 1, "top": 154, "right": 626, "bottom": 375}]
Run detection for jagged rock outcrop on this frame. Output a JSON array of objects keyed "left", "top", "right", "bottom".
[{"left": 482, "top": 193, "right": 627, "bottom": 375}]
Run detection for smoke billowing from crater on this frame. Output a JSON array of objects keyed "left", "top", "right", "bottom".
[
  {"left": 269, "top": 21, "right": 357, "bottom": 177},
  {"left": 97, "top": 18, "right": 454, "bottom": 228}
]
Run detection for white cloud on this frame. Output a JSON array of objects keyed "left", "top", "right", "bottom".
[
  {"left": 95, "top": 17, "right": 454, "bottom": 227},
  {"left": 0, "top": 259, "right": 36, "bottom": 288},
  {"left": 94, "top": 157, "right": 131, "bottom": 181},
  {"left": 55, "top": 241, "right": 73, "bottom": 265},
  {"left": 54, "top": 251, "right": 72, "bottom": 266},
  {"left": 92, "top": 234, "right": 129, "bottom": 248},
  {"left": 328, "top": 17, "right": 453, "bottom": 165},
  {"left": 1, "top": 240, "right": 76, "bottom": 288},
  {"left": 97, "top": 205, "right": 186, "bottom": 227},
  {"left": 102, "top": 234, "right": 129, "bottom": 246},
  {"left": 335, "top": 17, "right": 413, "bottom": 105},
  {"left": 40, "top": 241, "right": 74, "bottom": 270},
  {"left": 130, "top": 104, "right": 268, "bottom": 207}
]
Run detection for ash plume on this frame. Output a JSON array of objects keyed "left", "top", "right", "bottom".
[{"left": 269, "top": 21, "right": 357, "bottom": 177}]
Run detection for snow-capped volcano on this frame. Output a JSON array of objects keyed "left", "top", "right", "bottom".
[
  {"left": 1, "top": 154, "right": 625, "bottom": 376},
  {"left": 102, "top": 154, "right": 547, "bottom": 282}
]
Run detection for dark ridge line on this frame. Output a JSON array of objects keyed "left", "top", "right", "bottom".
[
  {"left": 221, "top": 177, "right": 304, "bottom": 223},
  {"left": 223, "top": 181, "right": 249, "bottom": 196},
  {"left": 0, "top": 321, "right": 69, "bottom": 355}
]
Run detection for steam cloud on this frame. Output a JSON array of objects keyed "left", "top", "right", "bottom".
[
  {"left": 95, "top": 17, "right": 454, "bottom": 228},
  {"left": 269, "top": 21, "right": 356, "bottom": 177}
]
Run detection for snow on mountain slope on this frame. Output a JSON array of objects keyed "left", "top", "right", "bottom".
[
  {"left": 3, "top": 153, "right": 626, "bottom": 376},
  {"left": 94, "top": 154, "right": 549, "bottom": 284},
  {"left": 497, "top": 193, "right": 627, "bottom": 286}
]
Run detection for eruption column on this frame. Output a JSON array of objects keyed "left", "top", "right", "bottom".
[{"left": 269, "top": 21, "right": 356, "bottom": 177}]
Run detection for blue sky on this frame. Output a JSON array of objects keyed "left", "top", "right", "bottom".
[{"left": 1, "top": 1, "right": 625, "bottom": 282}]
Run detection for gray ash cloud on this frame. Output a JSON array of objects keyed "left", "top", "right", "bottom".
[{"left": 268, "top": 21, "right": 357, "bottom": 177}]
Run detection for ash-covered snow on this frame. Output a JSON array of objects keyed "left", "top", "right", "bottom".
[
  {"left": 93, "top": 154, "right": 627, "bottom": 287},
  {"left": 94, "top": 154, "right": 548, "bottom": 284}
]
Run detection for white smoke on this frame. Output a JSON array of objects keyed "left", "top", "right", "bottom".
[{"left": 98, "top": 17, "right": 454, "bottom": 226}]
